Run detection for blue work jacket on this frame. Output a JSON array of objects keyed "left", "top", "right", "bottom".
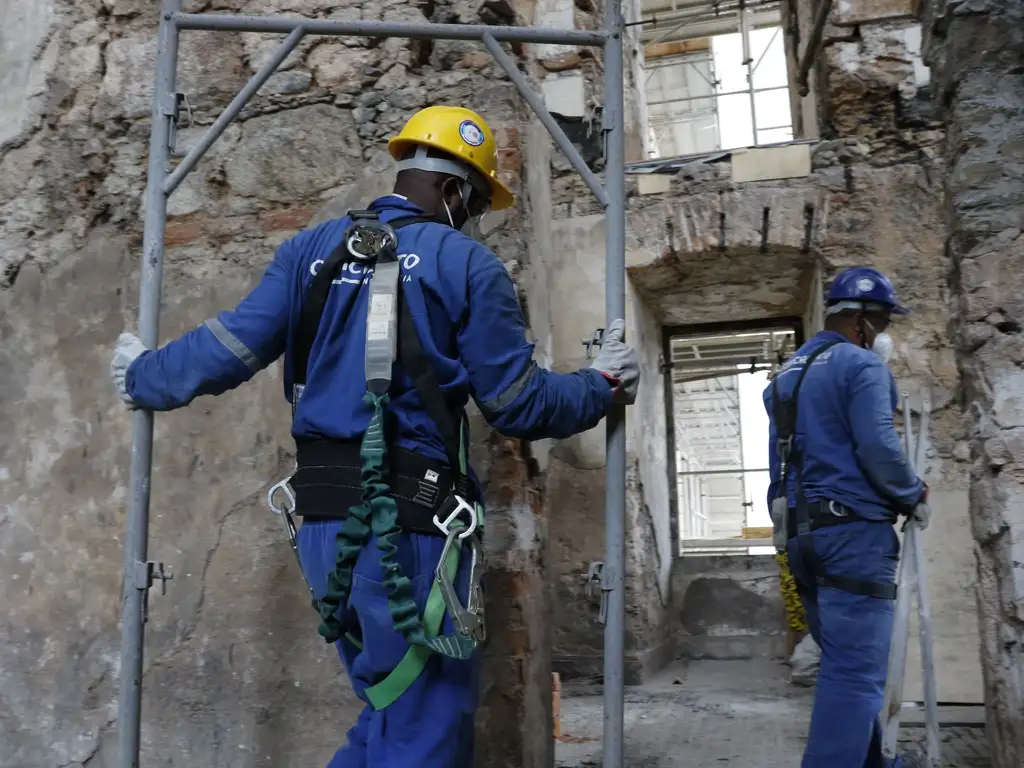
[
  {"left": 126, "top": 195, "right": 613, "bottom": 466},
  {"left": 762, "top": 330, "right": 924, "bottom": 521}
]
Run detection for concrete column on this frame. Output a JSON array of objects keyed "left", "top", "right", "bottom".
[{"left": 923, "top": 1, "right": 1024, "bottom": 764}]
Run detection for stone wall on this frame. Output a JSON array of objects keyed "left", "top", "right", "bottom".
[
  {"left": 673, "top": 554, "right": 788, "bottom": 660},
  {"left": 0, "top": 0, "right": 575, "bottom": 765},
  {"left": 541, "top": 128, "right": 983, "bottom": 700},
  {"left": 533, "top": 0, "right": 987, "bottom": 710},
  {"left": 922, "top": 0, "right": 1024, "bottom": 763}
]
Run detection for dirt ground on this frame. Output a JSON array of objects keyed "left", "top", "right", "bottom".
[{"left": 554, "top": 659, "right": 990, "bottom": 767}]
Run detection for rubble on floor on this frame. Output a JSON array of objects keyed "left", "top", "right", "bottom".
[{"left": 554, "top": 659, "right": 990, "bottom": 768}]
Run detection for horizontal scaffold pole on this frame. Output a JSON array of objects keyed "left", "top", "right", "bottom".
[{"left": 172, "top": 13, "right": 607, "bottom": 47}]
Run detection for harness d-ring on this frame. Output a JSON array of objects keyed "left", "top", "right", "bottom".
[
  {"left": 267, "top": 476, "right": 300, "bottom": 551},
  {"left": 267, "top": 477, "right": 295, "bottom": 517},
  {"left": 345, "top": 220, "right": 398, "bottom": 262},
  {"left": 432, "top": 495, "right": 479, "bottom": 540}
]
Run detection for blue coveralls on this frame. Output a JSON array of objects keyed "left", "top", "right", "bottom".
[
  {"left": 763, "top": 331, "right": 924, "bottom": 768},
  {"left": 126, "top": 195, "right": 615, "bottom": 767}
]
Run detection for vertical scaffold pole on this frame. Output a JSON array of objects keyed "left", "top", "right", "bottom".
[
  {"left": 602, "top": 0, "right": 627, "bottom": 765},
  {"left": 117, "top": 2, "right": 180, "bottom": 766}
]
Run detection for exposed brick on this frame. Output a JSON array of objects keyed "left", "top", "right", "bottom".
[
  {"left": 164, "top": 218, "right": 204, "bottom": 246},
  {"left": 498, "top": 169, "right": 521, "bottom": 194},
  {"left": 259, "top": 205, "right": 321, "bottom": 234},
  {"left": 457, "top": 51, "right": 490, "bottom": 70},
  {"left": 498, "top": 147, "right": 521, "bottom": 173},
  {"left": 538, "top": 52, "right": 583, "bottom": 72},
  {"left": 495, "top": 126, "right": 520, "bottom": 150}
]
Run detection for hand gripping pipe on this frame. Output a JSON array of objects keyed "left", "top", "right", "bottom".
[
  {"left": 117, "top": 1, "right": 180, "bottom": 767},
  {"left": 117, "top": 1, "right": 628, "bottom": 766}
]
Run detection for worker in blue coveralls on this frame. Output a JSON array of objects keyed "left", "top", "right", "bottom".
[
  {"left": 109, "top": 105, "right": 640, "bottom": 768},
  {"left": 763, "top": 267, "right": 931, "bottom": 768}
]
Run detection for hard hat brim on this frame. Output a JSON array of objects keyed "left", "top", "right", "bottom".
[{"left": 388, "top": 136, "right": 515, "bottom": 211}]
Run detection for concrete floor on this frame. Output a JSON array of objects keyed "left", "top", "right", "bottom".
[{"left": 555, "top": 659, "right": 990, "bottom": 768}]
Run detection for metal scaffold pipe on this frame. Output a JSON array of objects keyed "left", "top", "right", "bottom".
[
  {"left": 481, "top": 33, "right": 609, "bottom": 207},
  {"left": 118, "top": 4, "right": 631, "bottom": 767},
  {"left": 118, "top": 1, "right": 180, "bottom": 766},
  {"left": 602, "top": 0, "right": 627, "bottom": 766},
  {"left": 173, "top": 12, "right": 607, "bottom": 46}
]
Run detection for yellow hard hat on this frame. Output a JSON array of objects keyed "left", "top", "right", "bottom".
[{"left": 388, "top": 106, "right": 515, "bottom": 211}]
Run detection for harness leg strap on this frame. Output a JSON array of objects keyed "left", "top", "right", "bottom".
[
  {"left": 363, "top": 535, "right": 462, "bottom": 710},
  {"left": 797, "top": 535, "right": 898, "bottom": 601}
]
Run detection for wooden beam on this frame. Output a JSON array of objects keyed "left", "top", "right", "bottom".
[{"left": 644, "top": 37, "right": 710, "bottom": 60}]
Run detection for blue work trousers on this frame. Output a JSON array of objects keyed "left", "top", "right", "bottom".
[
  {"left": 787, "top": 519, "right": 901, "bottom": 768},
  {"left": 296, "top": 520, "right": 480, "bottom": 768}
]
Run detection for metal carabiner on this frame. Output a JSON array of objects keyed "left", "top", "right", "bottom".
[
  {"left": 266, "top": 476, "right": 322, "bottom": 607},
  {"left": 432, "top": 495, "right": 479, "bottom": 540},
  {"left": 267, "top": 477, "right": 299, "bottom": 550},
  {"left": 435, "top": 527, "right": 486, "bottom": 643}
]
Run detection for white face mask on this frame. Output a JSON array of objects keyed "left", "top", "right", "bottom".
[
  {"left": 871, "top": 332, "right": 893, "bottom": 362},
  {"left": 461, "top": 216, "right": 484, "bottom": 240},
  {"left": 864, "top": 318, "right": 893, "bottom": 363},
  {"left": 442, "top": 186, "right": 486, "bottom": 241}
]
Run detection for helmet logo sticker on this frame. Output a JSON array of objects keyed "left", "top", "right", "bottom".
[
  {"left": 459, "top": 120, "right": 485, "bottom": 147},
  {"left": 856, "top": 277, "right": 875, "bottom": 292}
]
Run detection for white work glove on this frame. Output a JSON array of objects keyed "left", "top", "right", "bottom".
[
  {"left": 110, "top": 332, "right": 148, "bottom": 409},
  {"left": 590, "top": 318, "right": 640, "bottom": 406},
  {"left": 903, "top": 502, "right": 931, "bottom": 532}
]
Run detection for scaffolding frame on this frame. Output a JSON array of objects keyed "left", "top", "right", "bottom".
[{"left": 119, "top": 2, "right": 626, "bottom": 767}]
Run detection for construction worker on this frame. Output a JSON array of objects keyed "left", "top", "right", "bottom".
[
  {"left": 109, "top": 105, "right": 640, "bottom": 768},
  {"left": 763, "top": 266, "right": 930, "bottom": 768}
]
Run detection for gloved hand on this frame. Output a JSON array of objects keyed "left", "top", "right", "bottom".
[
  {"left": 902, "top": 502, "right": 931, "bottom": 532},
  {"left": 590, "top": 318, "right": 640, "bottom": 406},
  {"left": 110, "top": 332, "right": 148, "bottom": 409}
]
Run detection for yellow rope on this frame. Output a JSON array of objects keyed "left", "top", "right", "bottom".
[{"left": 776, "top": 551, "right": 808, "bottom": 633}]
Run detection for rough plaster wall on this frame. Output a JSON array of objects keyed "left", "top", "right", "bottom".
[
  {"left": 544, "top": 213, "right": 672, "bottom": 683},
  {"left": 623, "top": 277, "right": 673, "bottom": 678},
  {"left": 922, "top": 0, "right": 1024, "bottom": 761},
  {"left": 0, "top": 0, "right": 558, "bottom": 765},
  {"left": 802, "top": 258, "right": 824, "bottom": 335},
  {"left": 673, "top": 555, "right": 788, "bottom": 660},
  {"left": 626, "top": 279, "right": 670, "bottom": 601},
  {"left": 624, "top": 160, "right": 824, "bottom": 326}
]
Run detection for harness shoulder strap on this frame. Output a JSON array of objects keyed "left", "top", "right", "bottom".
[
  {"left": 292, "top": 213, "right": 468, "bottom": 490},
  {"left": 397, "top": 290, "right": 468, "bottom": 496},
  {"left": 770, "top": 339, "right": 843, "bottom": 475},
  {"left": 291, "top": 214, "right": 436, "bottom": 396}
]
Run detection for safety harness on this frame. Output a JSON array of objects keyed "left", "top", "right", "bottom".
[
  {"left": 267, "top": 210, "right": 486, "bottom": 710},
  {"left": 770, "top": 339, "right": 898, "bottom": 601}
]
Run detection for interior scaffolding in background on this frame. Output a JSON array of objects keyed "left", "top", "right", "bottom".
[
  {"left": 638, "top": 0, "right": 791, "bottom": 157},
  {"left": 668, "top": 327, "right": 796, "bottom": 555}
]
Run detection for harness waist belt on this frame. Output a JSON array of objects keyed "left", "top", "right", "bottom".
[
  {"left": 802, "top": 499, "right": 897, "bottom": 530},
  {"left": 793, "top": 499, "right": 898, "bottom": 601},
  {"left": 292, "top": 439, "right": 474, "bottom": 537}
]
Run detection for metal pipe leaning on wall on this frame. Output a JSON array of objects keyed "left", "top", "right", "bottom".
[{"left": 118, "top": 3, "right": 629, "bottom": 768}]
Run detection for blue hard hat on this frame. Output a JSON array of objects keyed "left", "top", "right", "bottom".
[{"left": 826, "top": 267, "right": 909, "bottom": 315}]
